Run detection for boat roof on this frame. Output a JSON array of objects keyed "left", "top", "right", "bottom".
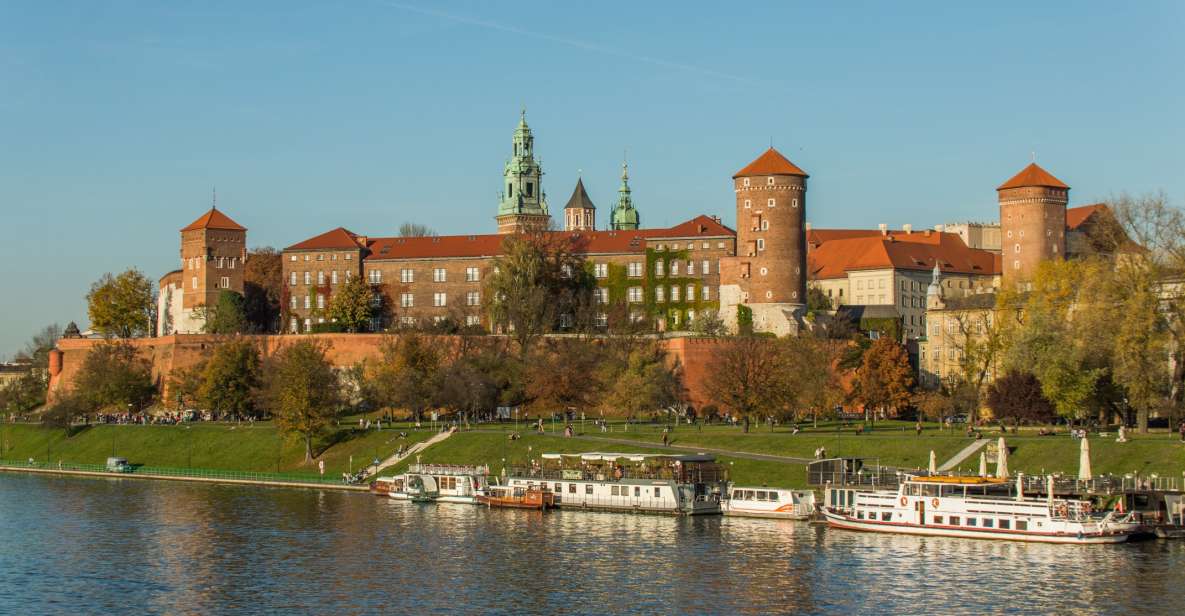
[
  {"left": 907, "top": 475, "right": 1009, "bottom": 485},
  {"left": 540, "top": 452, "right": 716, "bottom": 463}
]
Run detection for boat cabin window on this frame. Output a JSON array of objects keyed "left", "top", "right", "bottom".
[
  {"left": 585, "top": 485, "right": 593, "bottom": 495},
  {"left": 881, "top": 512, "right": 891, "bottom": 521},
  {"left": 634, "top": 486, "right": 640, "bottom": 497},
  {"left": 966, "top": 518, "right": 977, "bottom": 527},
  {"left": 982, "top": 518, "right": 994, "bottom": 528},
  {"left": 554, "top": 483, "right": 561, "bottom": 492},
  {"left": 769, "top": 492, "right": 779, "bottom": 502},
  {"left": 756, "top": 491, "right": 767, "bottom": 500},
  {"left": 857, "top": 511, "right": 864, "bottom": 519},
  {"left": 1016, "top": 520, "right": 1027, "bottom": 531},
  {"left": 999, "top": 519, "right": 1010, "bottom": 530},
  {"left": 654, "top": 487, "right": 661, "bottom": 498},
  {"left": 949, "top": 516, "right": 960, "bottom": 526},
  {"left": 569, "top": 484, "right": 576, "bottom": 494},
  {"left": 933, "top": 515, "right": 944, "bottom": 524}
]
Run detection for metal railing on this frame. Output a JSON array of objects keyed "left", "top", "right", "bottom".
[{"left": 0, "top": 459, "right": 350, "bottom": 486}]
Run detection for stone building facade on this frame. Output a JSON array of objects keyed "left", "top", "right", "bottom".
[{"left": 157, "top": 208, "right": 247, "bottom": 335}]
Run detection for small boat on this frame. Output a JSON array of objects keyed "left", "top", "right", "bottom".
[
  {"left": 821, "top": 474, "right": 1140, "bottom": 544},
  {"left": 369, "top": 475, "right": 403, "bottom": 496},
  {"left": 477, "top": 485, "right": 556, "bottom": 510},
  {"left": 724, "top": 486, "right": 815, "bottom": 520},
  {"left": 389, "top": 464, "right": 490, "bottom": 504}
]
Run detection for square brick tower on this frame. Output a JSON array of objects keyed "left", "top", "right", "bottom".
[
  {"left": 719, "top": 147, "right": 808, "bottom": 335},
  {"left": 172, "top": 207, "right": 247, "bottom": 332},
  {"left": 997, "top": 163, "right": 1069, "bottom": 283}
]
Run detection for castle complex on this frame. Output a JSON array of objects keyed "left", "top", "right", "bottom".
[{"left": 155, "top": 113, "right": 1112, "bottom": 347}]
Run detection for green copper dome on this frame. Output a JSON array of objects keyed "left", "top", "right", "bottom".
[{"left": 610, "top": 161, "right": 639, "bottom": 230}]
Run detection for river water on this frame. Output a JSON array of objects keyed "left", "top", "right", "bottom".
[{"left": 1, "top": 474, "right": 1182, "bottom": 615}]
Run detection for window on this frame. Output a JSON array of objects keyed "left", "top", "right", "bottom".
[
  {"left": 687, "top": 309, "right": 695, "bottom": 322},
  {"left": 655, "top": 261, "right": 665, "bottom": 277},
  {"left": 317, "top": 271, "right": 325, "bottom": 285},
  {"left": 596, "top": 313, "right": 608, "bottom": 327},
  {"left": 702, "top": 286, "right": 710, "bottom": 301},
  {"left": 331, "top": 271, "right": 339, "bottom": 285},
  {"left": 568, "top": 484, "right": 576, "bottom": 494},
  {"left": 596, "top": 288, "right": 608, "bottom": 304},
  {"left": 654, "top": 487, "right": 661, "bottom": 497},
  {"left": 717, "top": 242, "right": 725, "bottom": 249},
  {"left": 686, "top": 285, "right": 694, "bottom": 300},
  {"left": 433, "top": 268, "right": 446, "bottom": 282},
  {"left": 316, "top": 294, "right": 325, "bottom": 310},
  {"left": 217, "top": 257, "right": 225, "bottom": 268},
  {"left": 401, "top": 269, "right": 414, "bottom": 283},
  {"left": 289, "top": 317, "right": 298, "bottom": 332},
  {"left": 466, "top": 291, "right": 480, "bottom": 306},
  {"left": 229, "top": 258, "right": 236, "bottom": 269},
  {"left": 345, "top": 254, "right": 352, "bottom": 261},
  {"left": 466, "top": 267, "right": 480, "bottom": 282},
  {"left": 792, "top": 198, "right": 799, "bottom": 208},
  {"left": 881, "top": 512, "right": 892, "bottom": 521},
  {"left": 401, "top": 293, "right": 413, "bottom": 308},
  {"left": 966, "top": 518, "right": 977, "bottom": 527},
  {"left": 671, "top": 261, "right": 680, "bottom": 276},
  {"left": 656, "top": 287, "right": 665, "bottom": 302},
  {"left": 634, "top": 486, "right": 641, "bottom": 497},
  {"left": 702, "top": 260, "right": 710, "bottom": 275},
  {"left": 290, "top": 296, "right": 297, "bottom": 309},
  {"left": 304, "top": 318, "right": 311, "bottom": 330},
  {"left": 671, "top": 286, "right": 680, "bottom": 301},
  {"left": 368, "top": 270, "right": 382, "bottom": 284},
  {"left": 743, "top": 178, "right": 750, "bottom": 187},
  {"left": 744, "top": 199, "right": 751, "bottom": 209},
  {"left": 466, "top": 315, "right": 481, "bottom": 327},
  {"left": 949, "top": 516, "right": 960, "bottom": 526},
  {"left": 934, "top": 515, "right": 944, "bottom": 525},
  {"left": 687, "top": 261, "right": 695, "bottom": 275},
  {"left": 220, "top": 277, "right": 230, "bottom": 289},
  {"left": 400, "top": 316, "right": 416, "bottom": 326},
  {"left": 304, "top": 295, "right": 311, "bottom": 309},
  {"left": 304, "top": 271, "right": 311, "bottom": 285},
  {"left": 767, "top": 198, "right": 776, "bottom": 208},
  {"left": 290, "top": 272, "right": 297, "bottom": 286},
  {"left": 289, "top": 255, "right": 296, "bottom": 262},
  {"left": 594, "top": 263, "right": 608, "bottom": 278},
  {"left": 433, "top": 292, "right": 446, "bottom": 307},
  {"left": 756, "top": 239, "right": 765, "bottom": 251},
  {"left": 999, "top": 519, "right": 1011, "bottom": 530},
  {"left": 628, "top": 262, "right": 643, "bottom": 277},
  {"left": 1016, "top": 520, "right": 1028, "bottom": 531},
  {"left": 585, "top": 485, "right": 593, "bottom": 495},
  {"left": 761, "top": 220, "right": 769, "bottom": 231},
  {"left": 982, "top": 518, "right": 994, "bottom": 528},
  {"left": 628, "top": 287, "right": 643, "bottom": 303}
]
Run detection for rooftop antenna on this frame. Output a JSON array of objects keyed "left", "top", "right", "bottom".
[
  {"left": 577, "top": 168, "right": 582, "bottom": 178},
  {"left": 212, "top": 186, "right": 217, "bottom": 210},
  {"left": 770, "top": 136, "right": 774, "bottom": 149},
  {"left": 1031, "top": 151, "right": 1037, "bottom": 163}
]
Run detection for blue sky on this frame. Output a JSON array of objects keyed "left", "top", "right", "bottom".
[{"left": 1, "top": 1, "right": 1182, "bottom": 357}]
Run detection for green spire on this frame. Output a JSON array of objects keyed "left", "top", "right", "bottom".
[
  {"left": 610, "top": 160, "right": 640, "bottom": 230},
  {"left": 498, "top": 110, "right": 548, "bottom": 217}
]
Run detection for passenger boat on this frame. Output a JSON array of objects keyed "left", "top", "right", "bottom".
[
  {"left": 477, "top": 485, "right": 556, "bottom": 510},
  {"left": 504, "top": 452, "right": 727, "bottom": 515},
  {"left": 821, "top": 474, "right": 1139, "bottom": 544},
  {"left": 724, "top": 486, "right": 816, "bottom": 520},
  {"left": 369, "top": 475, "right": 402, "bottom": 496},
  {"left": 389, "top": 464, "right": 490, "bottom": 504}
]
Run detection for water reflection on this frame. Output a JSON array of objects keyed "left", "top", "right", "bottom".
[{"left": 0, "top": 474, "right": 1181, "bottom": 615}]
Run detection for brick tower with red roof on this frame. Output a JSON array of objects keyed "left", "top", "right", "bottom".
[
  {"left": 997, "top": 162, "right": 1069, "bottom": 282},
  {"left": 719, "top": 147, "right": 808, "bottom": 335},
  {"left": 157, "top": 206, "right": 247, "bottom": 334}
]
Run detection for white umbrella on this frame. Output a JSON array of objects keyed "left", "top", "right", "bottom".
[
  {"left": 929, "top": 450, "right": 937, "bottom": 474},
  {"left": 1078, "top": 436, "right": 1092, "bottom": 481},
  {"left": 1016, "top": 472, "right": 1024, "bottom": 501},
  {"left": 996, "top": 437, "right": 1009, "bottom": 479},
  {"left": 978, "top": 451, "right": 987, "bottom": 477}
]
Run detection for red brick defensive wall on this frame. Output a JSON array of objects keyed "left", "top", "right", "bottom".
[{"left": 48, "top": 334, "right": 726, "bottom": 413}]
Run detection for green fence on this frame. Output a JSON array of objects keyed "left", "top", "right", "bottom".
[{"left": 0, "top": 459, "right": 357, "bottom": 487}]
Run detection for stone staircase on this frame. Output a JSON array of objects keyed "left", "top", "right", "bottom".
[
  {"left": 372, "top": 429, "right": 454, "bottom": 475},
  {"left": 938, "top": 439, "right": 989, "bottom": 472}
]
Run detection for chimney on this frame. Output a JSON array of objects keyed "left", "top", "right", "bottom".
[
  {"left": 712, "top": 215, "right": 721, "bottom": 224},
  {"left": 924, "top": 229, "right": 932, "bottom": 238},
  {"left": 903, "top": 224, "right": 912, "bottom": 234},
  {"left": 804, "top": 222, "right": 812, "bottom": 232},
  {"left": 934, "top": 224, "right": 945, "bottom": 233},
  {"left": 878, "top": 223, "right": 888, "bottom": 236},
  {"left": 356, "top": 235, "right": 368, "bottom": 248}
]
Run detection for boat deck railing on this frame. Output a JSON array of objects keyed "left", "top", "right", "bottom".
[
  {"left": 509, "top": 465, "right": 727, "bottom": 484},
  {"left": 408, "top": 464, "right": 489, "bottom": 476}
]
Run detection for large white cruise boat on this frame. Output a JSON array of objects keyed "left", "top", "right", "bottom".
[
  {"left": 821, "top": 474, "right": 1139, "bottom": 544},
  {"left": 386, "top": 464, "right": 491, "bottom": 504},
  {"left": 505, "top": 452, "right": 727, "bottom": 515}
]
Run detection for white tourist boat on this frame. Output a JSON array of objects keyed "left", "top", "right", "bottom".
[
  {"left": 505, "top": 452, "right": 727, "bottom": 515},
  {"left": 821, "top": 474, "right": 1139, "bottom": 544},
  {"left": 388, "top": 464, "right": 490, "bottom": 504},
  {"left": 723, "top": 486, "right": 816, "bottom": 520}
]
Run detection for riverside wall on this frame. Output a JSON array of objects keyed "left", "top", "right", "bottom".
[{"left": 48, "top": 334, "right": 726, "bottom": 412}]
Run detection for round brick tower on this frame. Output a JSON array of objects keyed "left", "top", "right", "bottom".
[
  {"left": 723, "top": 147, "right": 808, "bottom": 335},
  {"left": 997, "top": 162, "right": 1069, "bottom": 283}
]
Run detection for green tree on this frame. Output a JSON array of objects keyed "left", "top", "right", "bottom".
[
  {"left": 327, "top": 273, "right": 374, "bottom": 332},
  {"left": 600, "top": 340, "right": 680, "bottom": 421},
  {"left": 198, "top": 338, "right": 261, "bottom": 418},
  {"left": 806, "top": 286, "right": 833, "bottom": 314},
  {"left": 41, "top": 396, "right": 86, "bottom": 436},
  {"left": 689, "top": 310, "right": 727, "bottom": 337},
  {"left": 203, "top": 290, "right": 248, "bottom": 334},
  {"left": 260, "top": 339, "right": 341, "bottom": 462},
  {"left": 856, "top": 336, "right": 913, "bottom": 423},
  {"left": 367, "top": 333, "right": 442, "bottom": 421},
  {"left": 72, "top": 341, "right": 156, "bottom": 412},
  {"left": 86, "top": 269, "right": 154, "bottom": 338}
]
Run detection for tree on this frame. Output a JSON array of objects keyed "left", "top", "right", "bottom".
[
  {"left": 198, "top": 339, "right": 261, "bottom": 418},
  {"left": 260, "top": 340, "right": 341, "bottom": 462},
  {"left": 203, "top": 290, "right": 248, "bottom": 334},
  {"left": 42, "top": 396, "right": 86, "bottom": 436},
  {"left": 600, "top": 340, "right": 680, "bottom": 421},
  {"left": 1, "top": 371, "right": 47, "bottom": 416},
  {"left": 986, "top": 370, "right": 1055, "bottom": 426},
  {"left": 526, "top": 338, "right": 605, "bottom": 417},
  {"left": 1111, "top": 272, "right": 1169, "bottom": 432},
  {"left": 689, "top": 310, "right": 727, "bottom": 337},
  {"left": 432, "top": 351, "right": 500, "bottom": 425},
  {"left": 485, "top": 230, "right": 596, "bottom": 355},
  {"left": 787, "top": 335, "right": 845, "bottom": 427},
  {"left": 806, "top": 286, "right": 833, "bottom": 314},
  {"left": 398, "top": 222, "right": 437, "bottom": 237},
  {"left": 86, "top": 269, "right": 154, "bottom": 338},
  {"left": 367, "top": 333, "right": 442, "bottom": 421},
  {"left": 856, "top": 336, "right": 913, "bottom": 423},
  {"left": 704, "top": 336, "right": 793, "bottom": 432},
  {"left": 72, "top": 341, "right": 156, "bottom": 412},
  {"left": 327, "top": 274, "right": 374, "bottom": 333},
  {"left": 244, "top": 247, "right": 283, "bottom": 333},
  {"left": 912, "top": 389, "right": 953, "bottom": 422}
]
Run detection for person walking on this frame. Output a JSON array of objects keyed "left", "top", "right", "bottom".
[{"left": 915, "top": 421, "right": 923, "bottom": 437}]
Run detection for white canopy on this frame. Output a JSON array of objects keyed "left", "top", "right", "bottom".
[
  {"left": 1078, "top": 436, "right": 1093, "bottom": 481},
  {"left": 996, "top": 437, "right": 1009, "bottom": 479}
]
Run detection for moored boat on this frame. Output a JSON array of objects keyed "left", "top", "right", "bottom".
[
  {"left": 477, "top": 485, "right": 556, "bottom": 510},
  {"left": 822, "top": 474, "right": 1139, "bottom": 544},
  {"left": 724, "top": 486, "right": 816, "bottom": 520},
  {"left": 390, "top": 464, "right": 490, "bottom": 504}
]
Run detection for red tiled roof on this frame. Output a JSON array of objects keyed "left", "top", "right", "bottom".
[
  {"left": 358, "top": 216, "right": 735, "bottom": 262},
  {"left": 286, "top": 227, "right": 363, "bottom": 251},
  {"left": 808, "top": 232, "right": 1000, "bottom": 280},
  {"left": 733, "top": 147, "right": 808, "bottom": 178},
  {"left": 807, "top": 228, "right": 953, "bottom": 248},
  {"left": 181, "top": 208, "right": 246, "bottom": 232},
  {"left": 1066, "top": 203, "right": 1106, "bottom": 231},
  {"left": 997, "top": 163, "right": 1069, "bottom": 191}
]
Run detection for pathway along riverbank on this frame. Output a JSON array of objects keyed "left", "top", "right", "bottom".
[{"left": 0, "top": 460, "right": 367, "bottom": 491}]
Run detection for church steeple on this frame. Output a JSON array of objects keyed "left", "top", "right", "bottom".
[
  {"left": 609, "top": 160, "right": 640, "bottom": 231},
  {"left": 496, "top": 110, "right": 551, "bottom": 234}
]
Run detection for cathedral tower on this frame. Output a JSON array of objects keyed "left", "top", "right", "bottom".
[
  {"left": 496, "top": 111, "right": 551, "bottom": 233},
  {"left": 564, "top": 177, "right": 596, "bottom": 231},
  {"left": 998, "top": 162, "right": 1069, "bottom": 282},
  {"left": 609, "top": 161, "right": 640, "bottom": 231}
]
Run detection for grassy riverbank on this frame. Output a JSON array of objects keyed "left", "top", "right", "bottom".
[{"left": 0, "top": 423, "right": 433, "bottom": 478}]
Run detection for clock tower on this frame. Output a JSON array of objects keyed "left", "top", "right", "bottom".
[{"left": 496, "top": 110, "right": 551, "bottom": 233}]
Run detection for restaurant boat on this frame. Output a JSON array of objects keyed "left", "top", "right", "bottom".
[
  {"left": 724, "top": 486, "right": 816, "bottom": 520},
  {"left": 389, "top": 464, "right": 490, "bottom": 504},
  {"left": 504, "top": 452, "right": 727, "bottom": 515},
  {"left": 821, "top": 474, "right": 1140, "bottom": 544},
  {"left": 477, "top": 485, "right": 556, "bottom": 510}
]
